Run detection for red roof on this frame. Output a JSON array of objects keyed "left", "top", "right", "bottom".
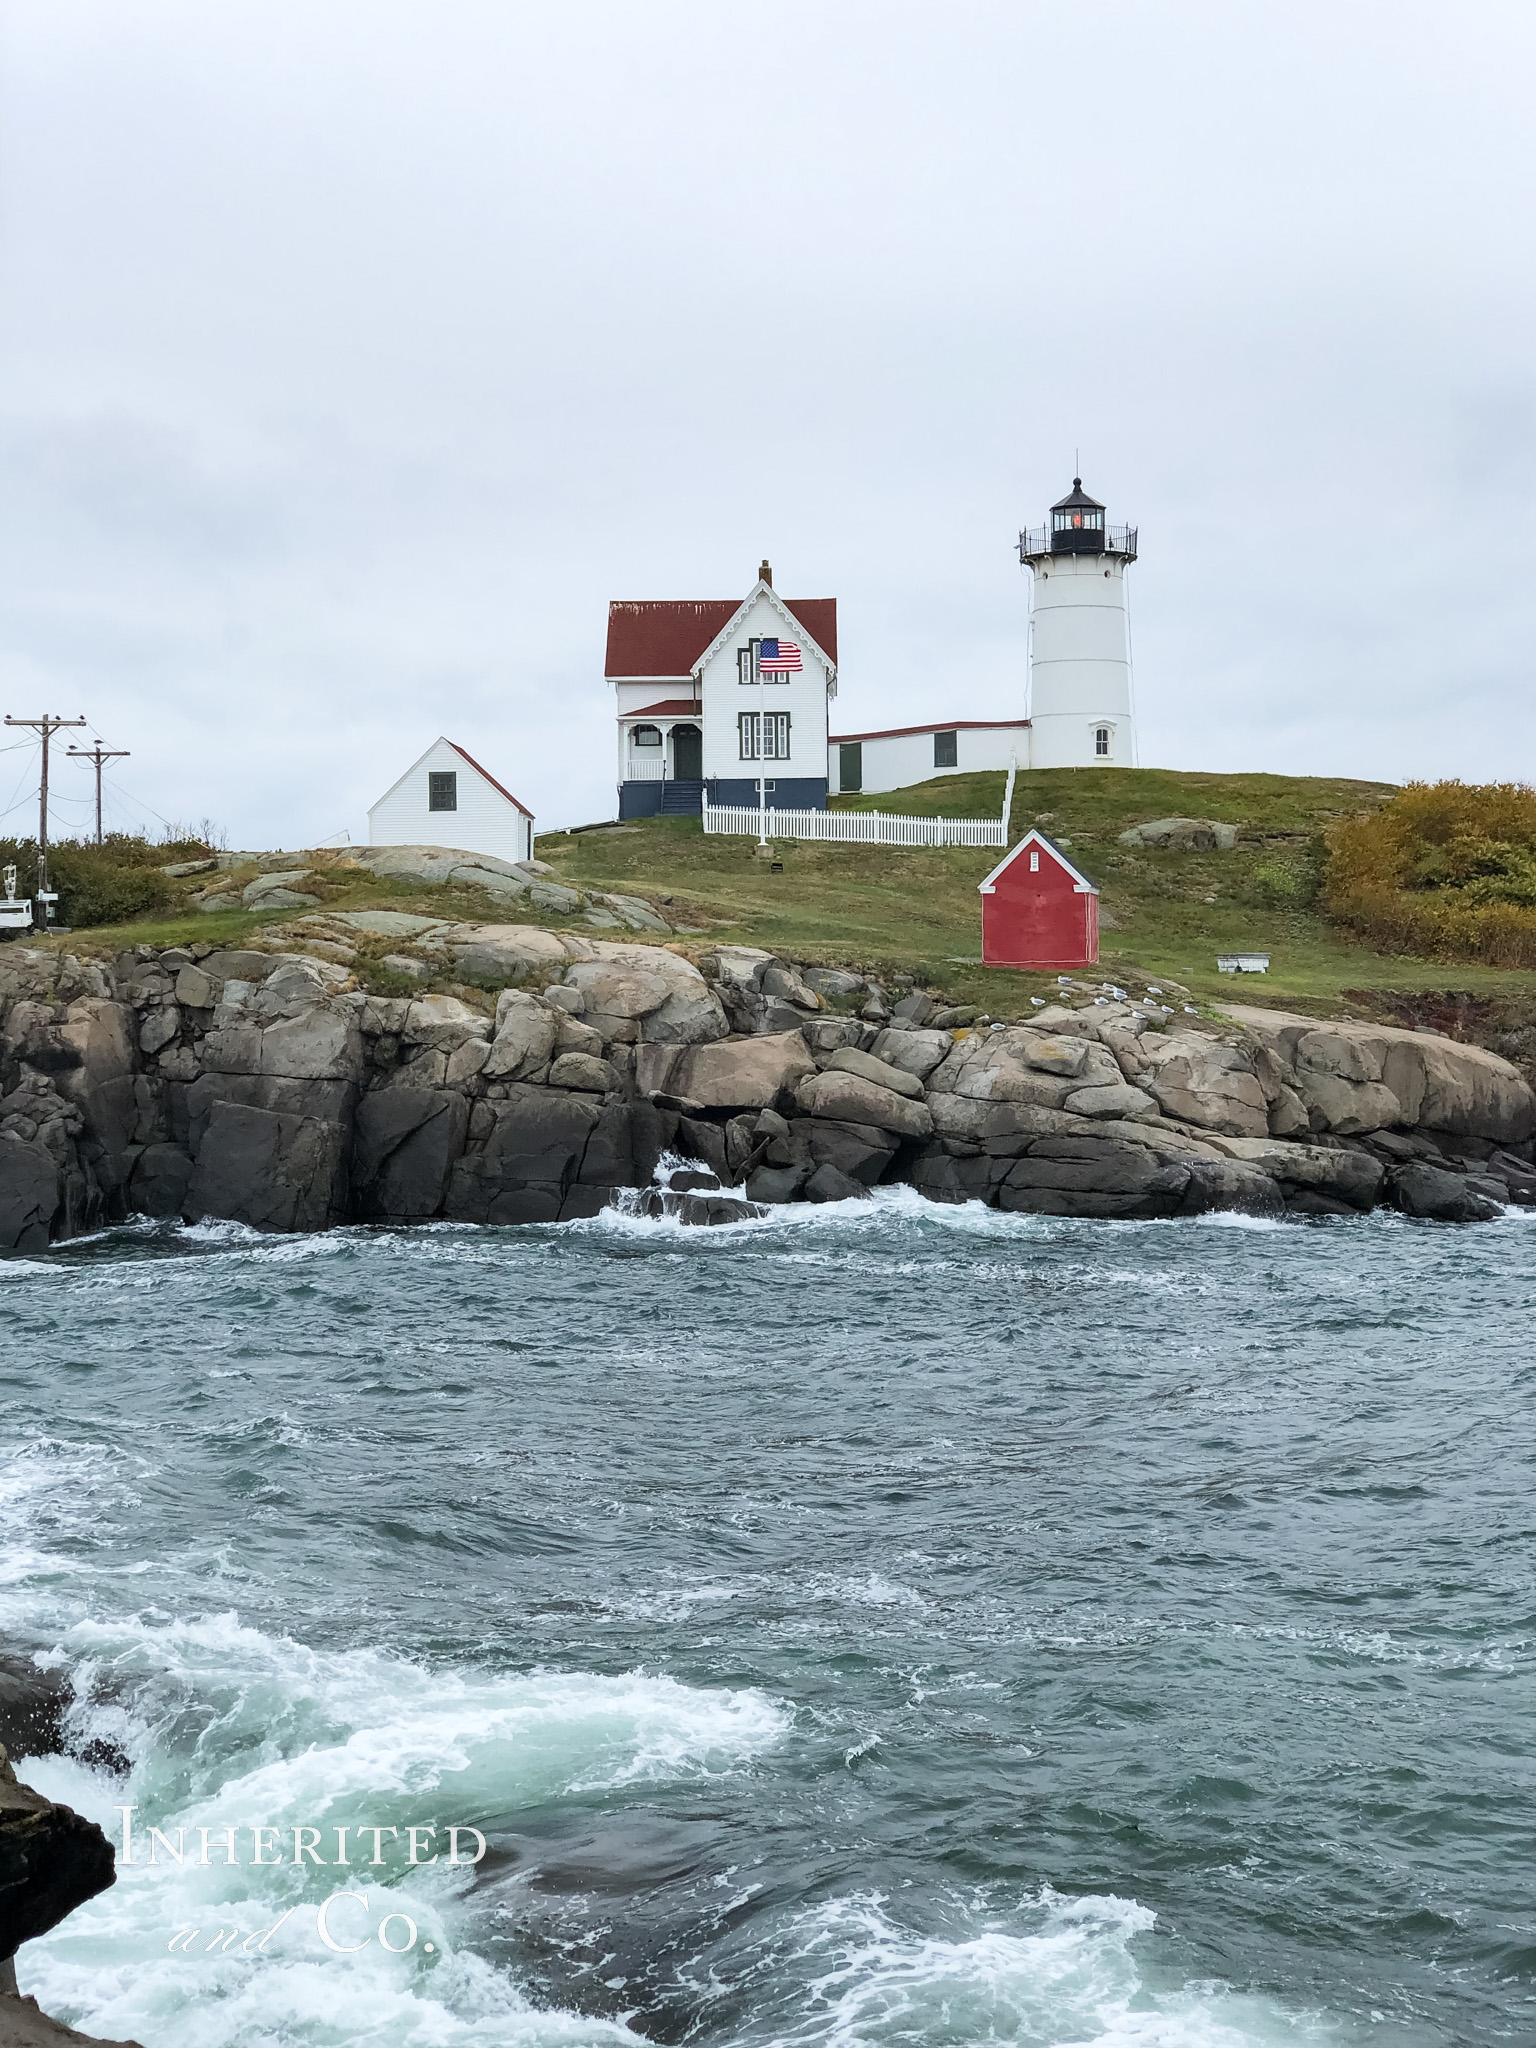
[
  {"left": 830, "top": 718, "right": 1031, "bottom": 743},
  {"left": 619, "top": 699, "right": 701, "bottom": 718},
  {"left": 605, "top": 597, "right": 837, "bottom": 677},
  {"left": 447, "top": 741, "right": 533, "bottom": 819}
]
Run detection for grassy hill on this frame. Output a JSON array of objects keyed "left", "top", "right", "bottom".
[
  {"left": 538, "top": 767, "right": 1536, "bottom": 1013},
  {"left": 41, "top": 767, "right": 1536, "bottom": 1025}
]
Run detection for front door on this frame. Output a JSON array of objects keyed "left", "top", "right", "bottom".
[{"left": 671, "top": 724, "right": 702, "bottom": 780}]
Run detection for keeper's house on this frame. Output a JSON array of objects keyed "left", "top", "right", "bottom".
[
  {"left": 829, "top": 719, "right": 1031, "bottom": 795},
  {"left": 368, "top": 737, "right": 535, "bottom": 863},
  {"left": 606, "top": 563, "right": 836, "bottom": 819}
]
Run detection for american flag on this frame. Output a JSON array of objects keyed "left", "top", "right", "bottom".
[{"left": 757, "top": 637, "right": 802, "bottom": 674}]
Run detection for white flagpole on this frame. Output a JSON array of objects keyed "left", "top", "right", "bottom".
[{"left": 758, "top": 638, "right": 768, "bottom": 847}]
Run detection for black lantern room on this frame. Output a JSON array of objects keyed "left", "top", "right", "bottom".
[{"left": 1049, "top": 478, "right": 1106, "bottom": 554}]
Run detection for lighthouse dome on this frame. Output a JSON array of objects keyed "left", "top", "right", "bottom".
[{"left": 1049, "top": 478, "right": 1106, "bottom": 554}]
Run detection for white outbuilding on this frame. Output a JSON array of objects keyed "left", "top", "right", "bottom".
[{"left": 367, "top": 737, "right": 535, "bottom": 863}]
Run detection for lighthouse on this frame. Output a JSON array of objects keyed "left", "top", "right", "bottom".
[{"left": 1018, "top": 480, "right": 1138, "bottom": 769}]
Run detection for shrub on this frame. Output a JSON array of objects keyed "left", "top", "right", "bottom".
[
  {"left": 1324, "top": 782, "right": 1536, "bottom": 965},
  {"left": 0, "top": 833, "right": 192, "bottom": 929}
]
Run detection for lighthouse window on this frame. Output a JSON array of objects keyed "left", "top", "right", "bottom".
[
  {"left": 1095, "top": 727, "right": 1111, "bottom": 757},
  {"left": 1053, "top": 508, "right": 1104, "bottom": 532}
]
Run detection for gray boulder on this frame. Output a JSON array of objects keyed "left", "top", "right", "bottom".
[
  {"left": 823, "top": 1047, "right": 925, "bottom": 1099},
  {"left": 185, "top": 1100, "right": 350, "bottom": 1232},
  {"left": 789, "top": 1117, "right": 898, "bottom": 1186},
  {"left": 0, "top": 1136, "right": 59, "bottom": 1251},
  {"left": 483, "top": 991, "right": 559, "bottom": 1080},
  {"left": 747, "top": 1162, "right": 809, "bottom": 1204},
  {"left": 1117, "top": 817, "right": 1238, "bottom": 850},
  {"left": 804, "top": 1162, "right": 867, "bottom": 1203},
  {"left": 127, "top": 1143, "right": 193, "bottom": 1219},
  {"left": 801, "top": 967, "right": 866, "bottom": 1000},
  {"left": 868, "top": 1028, "right": 952, "bottom": 1079},
  {"left": 446, "top": 1086, "right": 629, "bottom": 1224},
  {"left": 548, "top": 1053, "right": 617, "bottom": 1092},
  {"left": 636, "top": 1031, "right": 815, "bottom": 1111},
  {"left": 1141, "top": 1034, "right": 1269, "bottom": 1137},
  {"left": 795, "top": 1069, "right": 933, "bottom": 1138},
  {"left": 999, "top": 1137, "right": 1190, "bottom": 1218},
  {"left": 352, "top": 1088, "right": 468, "bottom": 1221},
  {"left": 448, "top": 924, "right": 577, "bottom": 983},
  {"left": 1061, "top": 1080, "right": 1159, "bottom": 1121},
  {"left": 1391, "top": 1162, "right": 1502, "bottom": 1222},
  {"left": 1225, "top": 1006, "right": 1536, "bottom": 1146}
]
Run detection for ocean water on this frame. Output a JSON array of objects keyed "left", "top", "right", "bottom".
[{"left": 2, "top": 1191, "right": 1534, "bottom": 2048}]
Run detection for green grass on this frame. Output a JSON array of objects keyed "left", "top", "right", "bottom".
[{"left": 40, "top": 768, "right": 1536, "bottom": 1020}]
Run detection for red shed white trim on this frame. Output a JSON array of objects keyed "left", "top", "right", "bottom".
[{"left": 978, "top": 829, "right": 1099, "bottom": 970}]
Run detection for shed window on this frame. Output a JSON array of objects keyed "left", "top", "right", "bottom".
[
  {"left": 933, "top": 730, "right": 958, "bottom": 768},
  {"left": 1029, "top": 850, "right": 1040, "bottom": 872},
  {"left": 428, "top": 771, "right": 458, "bottom": 811},
  {"left": 1094, "top": 727, "right": 1111, "bottom": 758},
  {"left": 631, "top": 724, "right": 662, "bottom": 747}
]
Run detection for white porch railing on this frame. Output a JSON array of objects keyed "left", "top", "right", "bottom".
[
  {"left": 624, "top": 755, "right": 666, "bottom": 781},
  {"left": 703, "top": 803, "right": 1006, "bottom": 846}
]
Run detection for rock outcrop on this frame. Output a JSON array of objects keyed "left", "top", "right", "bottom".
[
  {"left": 0, "top": 938, "right": 1529, "bottom": 1242},
  {"left": 1, "top": 1744, "right": 143, "bottom": 2047}
]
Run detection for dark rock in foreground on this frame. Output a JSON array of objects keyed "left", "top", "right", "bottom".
[{"left": 1, "top": 1744, "right": 142, "bottom": 2047}]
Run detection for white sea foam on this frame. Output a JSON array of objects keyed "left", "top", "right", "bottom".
[
  {"left": 765, "top": 1892, "right": 1337, "bottom": 2048},
  {"left": 22, "top": 1613, "right": 789, "bottom": 2048}
]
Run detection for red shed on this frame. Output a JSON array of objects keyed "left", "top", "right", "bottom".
[{"left": 978, "top": 830, "right": 1099, "bottom": 969}]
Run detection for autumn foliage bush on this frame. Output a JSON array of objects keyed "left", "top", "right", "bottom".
[{"left": 1324, "top": 781, "right": 1536, "bottom": 966}]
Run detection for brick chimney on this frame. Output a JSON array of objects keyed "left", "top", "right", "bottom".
[{"left": 758, "top": 558, "right": 773, "bottom": 587}]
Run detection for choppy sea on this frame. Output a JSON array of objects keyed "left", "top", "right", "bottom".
[{"left": 3, "top": 1191, "right": 1534, "bottom": 2047}]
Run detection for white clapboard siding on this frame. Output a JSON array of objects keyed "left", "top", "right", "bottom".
[
  {"left": 703, "top": 803, "right": 1006, "bottom": 848},
  {"left": 368, "top": 737, "right": 534, "bottom": 863}
]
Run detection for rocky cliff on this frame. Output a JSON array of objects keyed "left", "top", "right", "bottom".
[
  {"left": 0, "top": 1743, "right": 141, "bottom": 2047},
  {"left": 0, "top": 927, "right": 1531, "bottom": 1245}
]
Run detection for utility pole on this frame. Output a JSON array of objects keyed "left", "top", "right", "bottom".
[
  {"left": 4, "top": 713, "right": 87, "bottom": 853},
  {"left": 67, "top": 741, "right": 130, "bottom": 845}
]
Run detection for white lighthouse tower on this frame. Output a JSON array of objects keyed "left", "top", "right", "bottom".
[{"left": 1019, "top": 480, "right": 1138, "bottom": 769}]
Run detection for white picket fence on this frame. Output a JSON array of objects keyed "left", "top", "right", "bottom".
[
  {"left": 702, "top": 803, "right": 1006, "bottom": 847},
  {"left": 703, "top": 765, "right": 1016, "bottom": 849}
]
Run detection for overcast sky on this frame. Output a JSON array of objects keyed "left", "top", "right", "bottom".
[{"left": 1, "top": 1, "right": 1533, "bottom": 846}]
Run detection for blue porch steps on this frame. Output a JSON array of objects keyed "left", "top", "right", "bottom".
[{"left": 660, "top": 779, "right": 705, "bottom": 815}]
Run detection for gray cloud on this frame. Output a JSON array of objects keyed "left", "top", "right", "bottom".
[{"left": 1, "top": 0, "right": 1533, "bottom": 843}]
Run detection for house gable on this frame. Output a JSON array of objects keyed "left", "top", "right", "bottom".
[
  {"left": 370, "top": 736, "right": 532, "bottom": 819},
  {"left": 606, "top": 592, "right": 837, "bottom": 679},
  {"left": 690, "top": 581, "right": 837, "bottom": 685},
  {"left": 978, "top": 829, "right": 1098, "bottom": 897}
]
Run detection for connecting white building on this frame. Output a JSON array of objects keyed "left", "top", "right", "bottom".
[{"left": 827, "top": 719, "right": 1030, "bottom": 795}]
